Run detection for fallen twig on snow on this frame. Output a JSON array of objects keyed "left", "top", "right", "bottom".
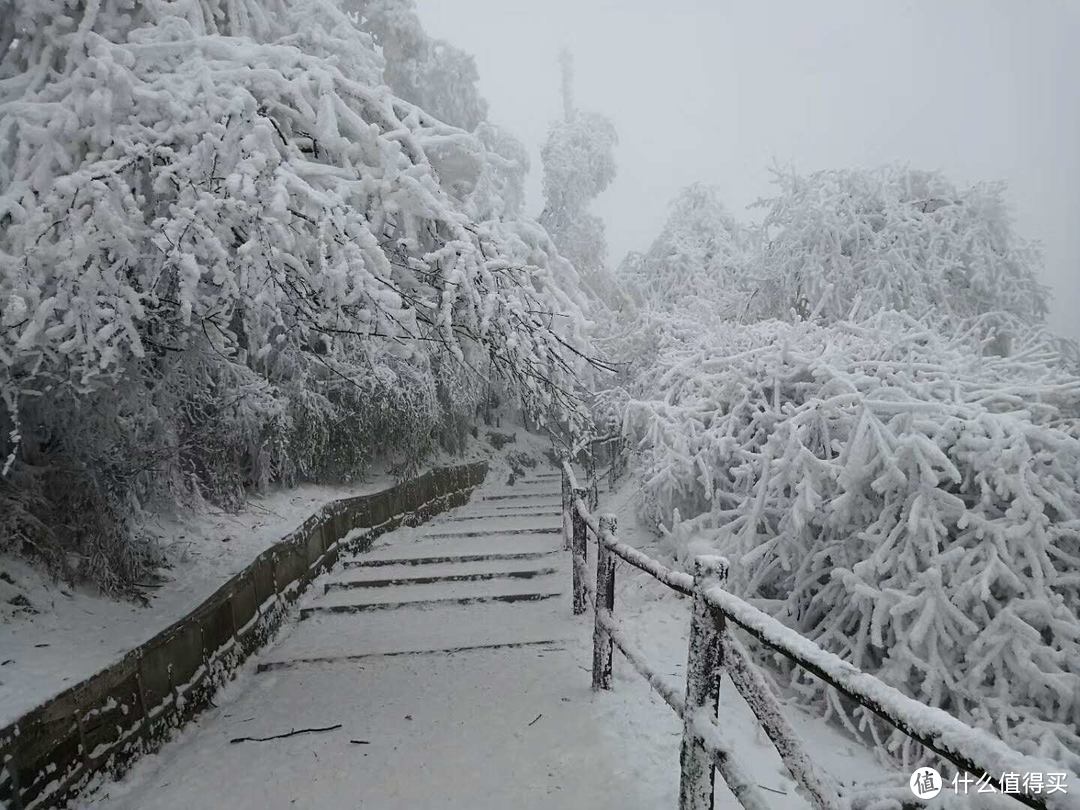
[
  {"left": 756, "top": 784, "right": 788, "bottom": 796},
  {"left": 229, "top": 723, "right": 342, "bottom": 744}
]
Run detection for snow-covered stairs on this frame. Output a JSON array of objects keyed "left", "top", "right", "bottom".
[
  {"left": 84, "top": 460, "right": 673, "bottom": 810},
  {"left": 326, "top": 557, "right": 561, "bottom": 590},
  {"left": 259, "top": 466, "right": 576, "bottom": 667}
]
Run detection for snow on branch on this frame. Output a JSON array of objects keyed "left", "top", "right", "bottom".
[
  {"left": 623, "top": 310, "right": 1080, "bottom": 770},
  {"left": 706, "top": 584, "right": 1078, "bottom": 808},
  {"left": 0, "top": 0, "right": 596, "bottom": 589},
  {"left": 746, "top": 167, "right": 1049, "bottom": 327}
]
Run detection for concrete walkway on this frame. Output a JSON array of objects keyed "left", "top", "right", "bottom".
[{"left": 84, "top": 466, "right": 664, "bottom": 809}]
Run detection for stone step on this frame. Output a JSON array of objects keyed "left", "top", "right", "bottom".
[
  {"left": 446, "top": 506, "right": 562, "bottom": 517},
  {"left": 342, "top": 550, "right": 560, "bottom": 569},
  {"left": 300, "top": 591, "right": 562, "bottom": 618},
  {"left": 326, "top": 566, "right": 560, "bottom": 591},
  {"left": 314, "top": 572, "right": 563, "bottom": 608},
  {"left": 435, "top": 511, "right": 561, "bottom": 523},
  {"left": 358, "top": 533, "right": 559, "bottom": 563},
  {"left": 486, "top": 481, "right": 561, "bottom": 494},
  {"left": 418, "top": 526, "right": 560, "bottom": 539},
  {"left": 480, "top": 492, "right": 560, "bottom": 501},
  {"left": 258, "top": 599, "right": 573, "bottom": 669},
  {"left": 257, "top": 639, "right": 567, "bottom": 672}
]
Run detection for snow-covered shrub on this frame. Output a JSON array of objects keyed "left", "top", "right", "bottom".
[
  {"left": 745, "top": 167, "right": 1048, "bottom": 326},
  {"left": 600, "top": 162, "right": 1076, "bottom": 767},
  {"left": 618, "top": 183, "right": 753, "bottom": 312},
  {"left": 624, "top": 311, "right": 1080, "bottom": 769},
  {"left": 0, "top": 0, "right": 594, "bottom": 590}
]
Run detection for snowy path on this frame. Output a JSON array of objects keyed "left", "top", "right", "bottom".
[
  {"left": 81, "top": 464, "right": 899, "bottom": 809},
  {"left": 82, "top": 467, "right": 669, "bottom": 809}
]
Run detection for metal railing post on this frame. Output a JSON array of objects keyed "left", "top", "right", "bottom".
[
  {"left": 593, "top": 514, "right": 617, "bottom": 690},
  {"left": 679, "top": 555, "right": 729, "bottom": 810},
  {"left": 571, "top": 486, "right": 589, "bottom": 615}
]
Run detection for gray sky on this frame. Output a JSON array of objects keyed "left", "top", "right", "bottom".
[{"left": 417, "top": 0, "right": 1080, "bottom": 338}]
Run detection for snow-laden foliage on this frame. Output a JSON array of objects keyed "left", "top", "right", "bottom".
[
  {"left": 618, "top": 183, "right": 753, "bottom": 312},
  {"left": 623, "top": 311, "right": 1080, "bottom": 769},
  {"left": 539, "top": 110, "right": 616, "bottom": 274},
  {"left": 471, "top": 122, "right": 530, "bottom": 220},
  {"left": 0, "top": 0, "right": 595, "bottom": 590},
  {"left": 356, "top": 0, "right": 488, "bottom": 131},
  {"left": 538, "top": 50, "right": 619, "bottom": 307},
  {"left": 745, "top": 167, "right": 1049, "bottom": 326}
]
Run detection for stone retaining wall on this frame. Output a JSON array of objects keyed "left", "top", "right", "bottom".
[{"left": 0, "top": 461, "right": 487, "bottom": 809}]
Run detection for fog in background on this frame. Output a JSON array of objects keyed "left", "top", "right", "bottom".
[{"left": 417, "top": 0, "right": 1080, "bottom": 338}]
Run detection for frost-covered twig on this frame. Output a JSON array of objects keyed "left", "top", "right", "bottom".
[{"left": 620, "top": 312, "right": 1080, "bottom": 769}]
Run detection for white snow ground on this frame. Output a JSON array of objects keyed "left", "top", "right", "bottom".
[{"left": 76, "top": 455, "right": 918, "bottom": 809}]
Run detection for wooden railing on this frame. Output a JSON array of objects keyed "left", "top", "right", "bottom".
[{"left": 560, "top": 449, "right": 1079, "bottom": 810}]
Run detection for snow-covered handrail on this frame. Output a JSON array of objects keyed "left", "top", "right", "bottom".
[
  {"left": 560, "top": 457, "right": 594, "bottom": 614},
  {"left": 561, "top": 444, "right": 622, "bottom": 613},
  {"left": 720, "top": 632, "right": 847, "bottom": 809},
  {"left": 597, "top": 607, "right": 768, "bottom": 810},
  {"left": 561, "top": 446, "right": 775, "bottom": 810},
  {"left": 561, "top": 458, "right": 580, "bottom": 492},
  {"left": 561, "top": 431, "right": 625, "bottom": 501},
  {"left": 595, "top": 607, "right": 684, "bottom": 715},
  {"left": 599, "top": 531, "right": 693, "bottom": 595},
  {"left": 702, "top": 584, "right": 1079, "bottom": 810},
  {"left": 559, "top": 445, "right": 1077, "bottom": 810}
]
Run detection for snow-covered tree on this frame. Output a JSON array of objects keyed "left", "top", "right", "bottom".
[
  {"left": 622, "top": 311, "right": 1080, "bottom": 770},
  {"left": 356, "top": 0, "right": 488, "bottom": 131},
  {"left": 745, "top": 167, "right": 1049, "bottom": 327},
  {"left": 0, "top": 0, "right": 595, "bottom": 590},
  {"left": 468, "top": 122, "right": 530, "bottom": 221},
  {"left": 594, "top": 159, "right": 1080, "bottom": 770},
  {"left": 618, "top": 183, "right": 752, "bottom": 312},
  {"left": 539, "top": 49, "right": 618, "bottom": 297}
]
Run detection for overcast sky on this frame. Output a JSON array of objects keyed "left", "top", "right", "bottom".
[{"left": 417, "top": 0, "right": 1080, "bottom": 338}]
